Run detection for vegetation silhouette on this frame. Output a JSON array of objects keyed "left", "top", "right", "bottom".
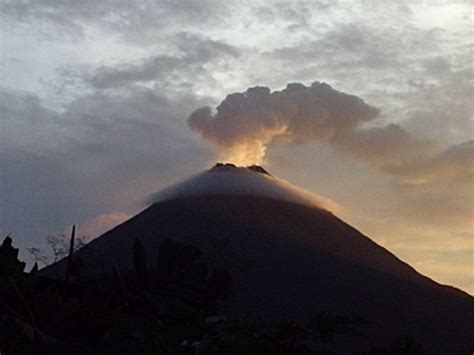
[{"left": 0, "top": 234, "right": 428, "bottom": 354}]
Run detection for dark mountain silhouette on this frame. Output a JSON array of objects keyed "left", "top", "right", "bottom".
[{"left": 41, "top": 164, "right": 474, "bottom": 353}]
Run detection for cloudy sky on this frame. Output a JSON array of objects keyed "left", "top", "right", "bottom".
[{"left": 1, "top": 1, "right": 472, "bottom": 293}]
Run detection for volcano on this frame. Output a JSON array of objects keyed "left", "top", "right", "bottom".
[{"left": 42, "top": 164, "right": 473, "bottom": 353}]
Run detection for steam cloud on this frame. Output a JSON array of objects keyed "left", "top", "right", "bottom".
[{"left": 188, "top": 82, "right": 380, "bottom": 165}]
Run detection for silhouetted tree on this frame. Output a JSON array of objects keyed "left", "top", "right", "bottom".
[{"left": 0, "top": 236, "right": 26, "bottom": 277}]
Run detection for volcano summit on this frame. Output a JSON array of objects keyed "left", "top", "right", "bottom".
[
  {"left": 148, "top": 163, "right": 338, "bottom": 211},
  {"left": 42, "top": 164, "right": 474, "bottom": 353}
]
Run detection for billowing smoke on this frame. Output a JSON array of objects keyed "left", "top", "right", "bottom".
[{"left": 188, "top": 82, "right": 380, "bottom": 165}]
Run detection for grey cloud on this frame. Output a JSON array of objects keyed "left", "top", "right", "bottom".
[
  {"left": 0, "top": 147, "right": 100, "bottom": 264},
  {"left": 59, "top": 89, "right": 212, "bottom": 178},
  {"left": 62, "top": 91, "right": 208, "bottom": 167},
  {"left": 335, "top": 136, "right": 473, "bottom": 228},
  {"left": 261, "top": 9, "right": 468, "bottom": 96},
  {"left": 268, "top": 23, "right": 412, "bottom": 75},
  {"left": 89, "top": 33, "right": 240, "bottom": 89},
  {"left": 402, "top": 67, "right": 474, "bottom": 144},
  {"left": 1, "top": 0, "right": 228, "bottom": 42},
  {"left": 330, "top": 124, "right": 472, "bottom": 194},
  {"left": 260, "top": 14, "right": 473, "bottom": 152},
  {"left": 0, "top": 89, "right": 62, "bottom": 150},
  {"left": 387, "top": 140, "right": 474, "bottom": 187},
  {"left": 1, "top": 86, "right": 210, "bottom": 182},
  {"left": 332, "top": 124, "right": 437, "bottom": 168}
]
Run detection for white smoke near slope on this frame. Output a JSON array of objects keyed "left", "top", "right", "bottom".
[{"left": 149, "top": 164, "right": 343, "bottom": 213}]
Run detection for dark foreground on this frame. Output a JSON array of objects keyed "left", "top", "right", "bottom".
[{"left": 1, "top": 236, "right": 428, "bottom": 355}]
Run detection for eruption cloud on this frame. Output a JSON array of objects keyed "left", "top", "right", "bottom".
[{"left": 188, "top": 82, "right": 380, "bottom": 165}]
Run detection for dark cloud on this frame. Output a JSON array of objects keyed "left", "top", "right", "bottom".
[
  {"left": 0, "top": 90, "right": 61, "bottom": 149},
  {"left": 0, "top": 147, "right": 96, "bottom": 263}
]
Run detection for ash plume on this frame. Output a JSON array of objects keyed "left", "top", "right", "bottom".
[{"left": 187, "top": 81, "right": 380, "bottom": 165}]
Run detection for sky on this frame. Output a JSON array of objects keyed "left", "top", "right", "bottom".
[{"left": 0, "top": 1, "right": 472, "bottom": 293}]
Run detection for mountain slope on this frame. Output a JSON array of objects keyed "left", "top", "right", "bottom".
[{"left": 41, "top": 165, "right": 474, "bottom": 353}]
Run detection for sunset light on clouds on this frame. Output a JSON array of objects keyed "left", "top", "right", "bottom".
[{"left": 0, "top": 0, "right": 472, "bottom": 294}]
